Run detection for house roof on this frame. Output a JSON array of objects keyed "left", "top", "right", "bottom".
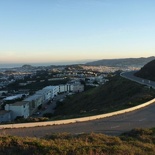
[
  {"left": 24, "top": 94, "right": 42, "bottom": 102},
  {"left": 3, "top": 94, "right": 23, "bottom": 101},
  {"left": 36, "top": 89, "right": 48, "bottom": 94},
  {"left": 43, "top": 86, "right": 58, "bottom": 90},
  {"left": 11, "top": 101, "right": 28, "bottom": 106}
]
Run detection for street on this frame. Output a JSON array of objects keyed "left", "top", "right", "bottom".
[{"left": 32, "top": 93, "right": 68, "bottom": 117}]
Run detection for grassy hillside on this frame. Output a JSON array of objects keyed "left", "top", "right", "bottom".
[
  {"left": 54, "top": 75, "right": 155, "bottom": 118},
  {"left": 135, "top": 59, "right": 155, "bottom": 81},
  {"left": 1, "top": 128, "right": 155, "bottom": 155}
]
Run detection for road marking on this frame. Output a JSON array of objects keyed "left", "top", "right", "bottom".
[
  {"left": 111, "top": 125, "right": 120, "bottom": 129},
  {"left": 139, "top": 118, "right": 146, "bottom": 122}
]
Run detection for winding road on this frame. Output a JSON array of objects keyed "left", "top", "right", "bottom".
[{"left": 1, "top": 71, "right": 155, "bottom": 137}]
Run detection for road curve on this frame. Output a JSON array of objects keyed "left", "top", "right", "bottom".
[
  {"left": 1, "top": 71, "right": 155, "bottom": 137},
  {"left": 1, "top": 102, "right": 155, "bottom": 137},
  {"left": 120, "top": 71, "right": 155, "bottom": 89}
]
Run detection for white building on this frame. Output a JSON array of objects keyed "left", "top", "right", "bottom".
[
  {"left": 36, "top": 89, "right": 51, "bottom": 102},
  {"left": 58, "top": 84, "right": 84, "bottom": 93},
  {"left": 5, "top": 101, "right": 29, "bottom": 120},
  {"left": 24, "top": 94, "right": 43, "bottom": 115},
  {"left": 43, "top": 86, "right": 59, "bottom": 98},
  {"left": 58, "top": 84, "right": 73, "bottom": 93},
  {"left": 72, "top": 84, "right": 84, "bottom": 93}
]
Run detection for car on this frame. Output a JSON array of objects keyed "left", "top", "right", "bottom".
[{"left": 34, "top": 111, "right": 41, "bottom": 115}]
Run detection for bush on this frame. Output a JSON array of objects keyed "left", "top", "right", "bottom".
[{"left": 43, "top": 113, "right": 53, "bottom": 118}]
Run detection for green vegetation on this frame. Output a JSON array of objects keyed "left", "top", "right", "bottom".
[
  {"left": 7, "top": 77, "right": 69, "bottom": 91},
  {"left": 6, "top": 69, "right": 70, "bottom": 91},
  {"left": 14, "top": 117, "right": 49, "bottom": 123},
  {"left": 54, "top": 75, "right": 155, "bottom": 118},
  {"left": 1, "top": 128, "right": 155, "bottom": 154}
]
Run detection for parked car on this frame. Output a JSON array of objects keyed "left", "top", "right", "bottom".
[{"left": 34, "top": 111, "right": 41, "bottom": 115}]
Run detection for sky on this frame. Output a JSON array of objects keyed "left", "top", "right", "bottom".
[{"left": 0, "top": 0, "right": 155, "bottom": 65}]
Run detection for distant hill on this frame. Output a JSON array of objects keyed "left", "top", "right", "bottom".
[
  {"left": 22, "top": 64, "right": 34, "bottom": 68},
  {"left": 86, "top": 56, "right": 155, "bottom": 67},
  {"left": 134, "top": 59, "right": 155, "bottom": 81}
]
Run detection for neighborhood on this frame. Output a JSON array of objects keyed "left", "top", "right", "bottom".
[
  {"left": 0, "top": 83, "right": 84, "bottom": 123},
  {"left": 0, "top": 64, "right": 110, "bottom": 123}
]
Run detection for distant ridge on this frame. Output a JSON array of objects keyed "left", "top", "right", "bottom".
[
  {"left": 86, "top": 56, "right": 155, "bottom": 67},
  {"left": 134, "top": 59, "right": 155, "bottom": 81}
]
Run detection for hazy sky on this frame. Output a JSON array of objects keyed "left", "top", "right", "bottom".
[{"left": 0, "top": 0, "right": 155, "bottom": 64}]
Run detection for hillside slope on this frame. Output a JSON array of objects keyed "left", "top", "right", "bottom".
[
  {"left": 135, "top": 59, "right": 155, "bottom": 81},
  {"left": 54, "top": 75, "right": 155, "bottom": 117}
]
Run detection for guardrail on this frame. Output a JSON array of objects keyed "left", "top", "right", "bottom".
[{"left": 1, "top": 98, "right": 155, "bottom": 129}]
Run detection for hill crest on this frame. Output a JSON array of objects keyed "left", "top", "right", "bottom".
[
  {"left": 86, "top": 56, "right": 155, "bottom": 67},
  {"left": 134, "top": 59, "right": 155, "bottom": 81}
]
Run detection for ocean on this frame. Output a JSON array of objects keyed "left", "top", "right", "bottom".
[{"left": 0, "top": 60, "right": 91, "bottom": 69}]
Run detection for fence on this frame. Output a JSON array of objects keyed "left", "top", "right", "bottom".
[{"left": 0, "top": 98, "right": 155, "bottom": 129}]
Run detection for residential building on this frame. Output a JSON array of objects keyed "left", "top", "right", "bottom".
[
  {"left": 36, "top": 89, "right": 51, "bottom": 103},
  {"left": 58, "top": 84, "right": 73, "bottom": 93},
  {"left": 58, "top": 84, "right": 84, "bottom": 93},
  {"left": 5, "top": 101, "right": 29, "bottom": 120},
  {"left": 72, "top": 84, "right": 84, "bottom": 93},
  {"left": 43, "top": 86, "right": 59, "bottom": 98},
  {"left": 24, "top": 94, "right": 42, "bottom": 115}
]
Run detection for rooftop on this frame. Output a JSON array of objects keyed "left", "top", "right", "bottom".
[
  {"left": 11, "top": 101, "right": 29, "bottom": 106},
  {"left": 43, "top": 86, "right": 58, "bottom": 90},
  {"left": 24, "top": 94, "right": 42, "bottom": 102},
  {"left": 3, "top": 94, "right": 23, "bottom": 101}
]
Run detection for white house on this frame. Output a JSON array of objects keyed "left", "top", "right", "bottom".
[{"left": 5, "top": 101, "right": 29, "bottom": 120}]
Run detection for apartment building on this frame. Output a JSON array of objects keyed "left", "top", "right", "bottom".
[
  {"left": 58, "top": 84, "right": 84, "bottom": 93},
  {"left": 58, "top": 84, "right": 73, "bottom": 93},
  {"left": 36, "top": 89, "right": 51, "bottom": 103},
  {"left": 5, "top": 101, "right": 29, "bottom": 120},
  {"left": 43, "top": 86, "right": 59, "bottom": 98},
  {"left": 24, "top": 94, "right": 42, "bottom": 115},
  {"left": 72, "top": 84, "right": 84, "bottom": 93}
]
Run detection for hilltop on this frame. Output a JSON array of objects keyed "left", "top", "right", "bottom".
[
  {"left": 54, "top": 75, "right": 155, "bottom": 118},
  {"left": 135, "top": 59, "right": 155, "bottom": 81},
  {"left": 86, "top": 56, "right": 155, "bottom": 67}
]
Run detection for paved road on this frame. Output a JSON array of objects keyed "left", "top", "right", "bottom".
[
  {"left": 32, "top": 93, "right": 67, "bottom": 117},
  {"left": 1, "top": 72, "right": 155, "bottom": 137},
  {"left": 1, "top": 102, "right": 155, "bottom": 137},
  {"left": 121, "top": 71, "right": 155, "bottom": 89}
]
